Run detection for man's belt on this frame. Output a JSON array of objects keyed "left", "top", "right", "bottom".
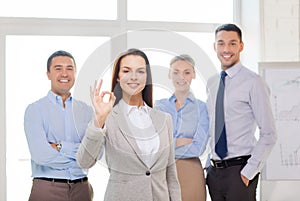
[
  {"left": 35, "top": 177, "right": 88, "bottom": 184},
  {"left": 210, "top": 155, "right": 251, "bottom": 168}
]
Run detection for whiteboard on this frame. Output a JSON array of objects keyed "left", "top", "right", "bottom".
[{"left": 259, "top": 62, "right": 300, "bottom": 201}]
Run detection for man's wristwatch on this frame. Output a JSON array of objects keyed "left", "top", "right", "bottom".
[{"left": 56, "top": 142, "right": 62, "bottom": 152}]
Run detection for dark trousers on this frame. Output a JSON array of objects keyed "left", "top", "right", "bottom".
[
  {"left": 206, "top": 164, "right": 259, "bottom": 201},
  {"left": 29, "top": 178, "right": 94, "bottom": 201}
]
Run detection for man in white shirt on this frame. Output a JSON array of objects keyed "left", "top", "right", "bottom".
[{"left": 206, "top": 23, "right": 277, "bottom": 201}]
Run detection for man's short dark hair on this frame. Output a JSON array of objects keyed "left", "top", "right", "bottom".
[
  {"left": 47, "top": 50, "right": 76, "bottom": 72},
  {"left": 215, "top": 23, "right": 242, "bottom": 42}
]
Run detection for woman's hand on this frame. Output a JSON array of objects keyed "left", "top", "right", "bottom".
[{"left": 90, "top": 79, "right": 116, "bottom": 128}]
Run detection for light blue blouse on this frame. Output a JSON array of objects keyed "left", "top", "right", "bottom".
[{"left": 155, "top": 93, "right": 209, "bottom": 159}]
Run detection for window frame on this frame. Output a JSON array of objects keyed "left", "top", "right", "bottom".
[{"left": 0, "top": 0, "right": 240, "bottom": 200}]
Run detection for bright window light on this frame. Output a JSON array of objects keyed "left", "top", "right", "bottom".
[
  {"left": 0, "top": 0, "right": 117, "bottom": 20},
  {"left": 128, "top": 0, "right": 233, "bottom": 23}
]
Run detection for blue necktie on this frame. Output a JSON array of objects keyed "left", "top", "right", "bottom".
[{"left": 215, "top": 71, "right": 228, "bottom": 159}]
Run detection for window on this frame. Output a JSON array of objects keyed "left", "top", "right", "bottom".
[
  {"left": 0, "top": 0, "right": 117, "bottom": 20},
  {"left": 128, "top": 0, "right": 233, "bottom": 23}
]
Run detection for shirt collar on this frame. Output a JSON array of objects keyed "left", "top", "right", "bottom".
[
  {"left": 47, "top": 90, "right": 72, "bottom": 105},
  {"left": 224, "top": 61, "right": 243, "bottom": 79},
  {"left": 119, "top": 99, "right": 150, "bottom": 116},
  {"left": 169, "top": 92, "right": 196, "bottom": 103}
]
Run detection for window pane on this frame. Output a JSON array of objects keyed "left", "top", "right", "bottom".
[
  {"left": 128, "top": 0, "right": 233, "bottom": 23},
  {"left": 179, "top": 32, "right": 220, "bottom": 69},
  {"left": 6, "top": 35, "right": 110, "bottom": 201},
  {"left": 1, "top": 0, "right": 117, "bottom": 20}
]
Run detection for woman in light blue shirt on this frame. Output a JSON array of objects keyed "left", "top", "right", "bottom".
[{"left": 155, "top": 54, "right": 209, "bottom": 201}]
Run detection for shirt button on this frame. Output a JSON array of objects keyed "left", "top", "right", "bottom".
[{"left": 146, "top": 171, "right": 150, "bottom": 176}]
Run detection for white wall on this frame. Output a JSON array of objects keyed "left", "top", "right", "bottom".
[
  {"left": 259, "top": 0, "right": 300, "bottom": 201},
  {"left": 238, "top": 0, "right": 300, "bottom": 200},
  {"left": 261, "top": 0, "right": 299, "bottom": 61},
  {"left": 0, "top": 32, "right": 6, "bottom": 201}
]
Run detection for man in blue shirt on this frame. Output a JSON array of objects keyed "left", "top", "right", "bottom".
[{"left": 24, "top": 50, "right": 94, "bottom": 201}]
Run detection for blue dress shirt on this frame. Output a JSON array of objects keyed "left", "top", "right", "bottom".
[
  {"left": 24, "top": 91, "right": 93, "bottom": 180},
  {"left": 155, "top": 93, "right": 209, "bottom": 159}
]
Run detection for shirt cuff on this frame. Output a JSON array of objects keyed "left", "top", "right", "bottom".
[{"left": 241, "top": 163, "right": 259, "bottom": 180}]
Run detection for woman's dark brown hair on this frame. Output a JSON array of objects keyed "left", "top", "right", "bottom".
[{"left": 111, "top": 48, "right": 153, "bottom": 107}]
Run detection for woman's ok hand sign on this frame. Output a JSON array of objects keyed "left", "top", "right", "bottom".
[{"left": 90, "top": 79, "right": 116, "bottom": 128}]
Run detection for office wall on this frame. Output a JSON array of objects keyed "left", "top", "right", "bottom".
[
  {"left": 0, "top": 33, "right": 6, "bottom": 201},
  {"left": 259, "top": 0, "right": 300, "bottom": 201},
  {"left": 261, "top": 0, "right": 299, "bottom": 61}
]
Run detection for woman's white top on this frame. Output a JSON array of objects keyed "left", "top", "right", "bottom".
[{"left": 119, "top": 99, "right": 160, "bottom": 168}]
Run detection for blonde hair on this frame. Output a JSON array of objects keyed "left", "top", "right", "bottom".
[{"left": 170, "top": 54, "right": 195, "bottom": 69}]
